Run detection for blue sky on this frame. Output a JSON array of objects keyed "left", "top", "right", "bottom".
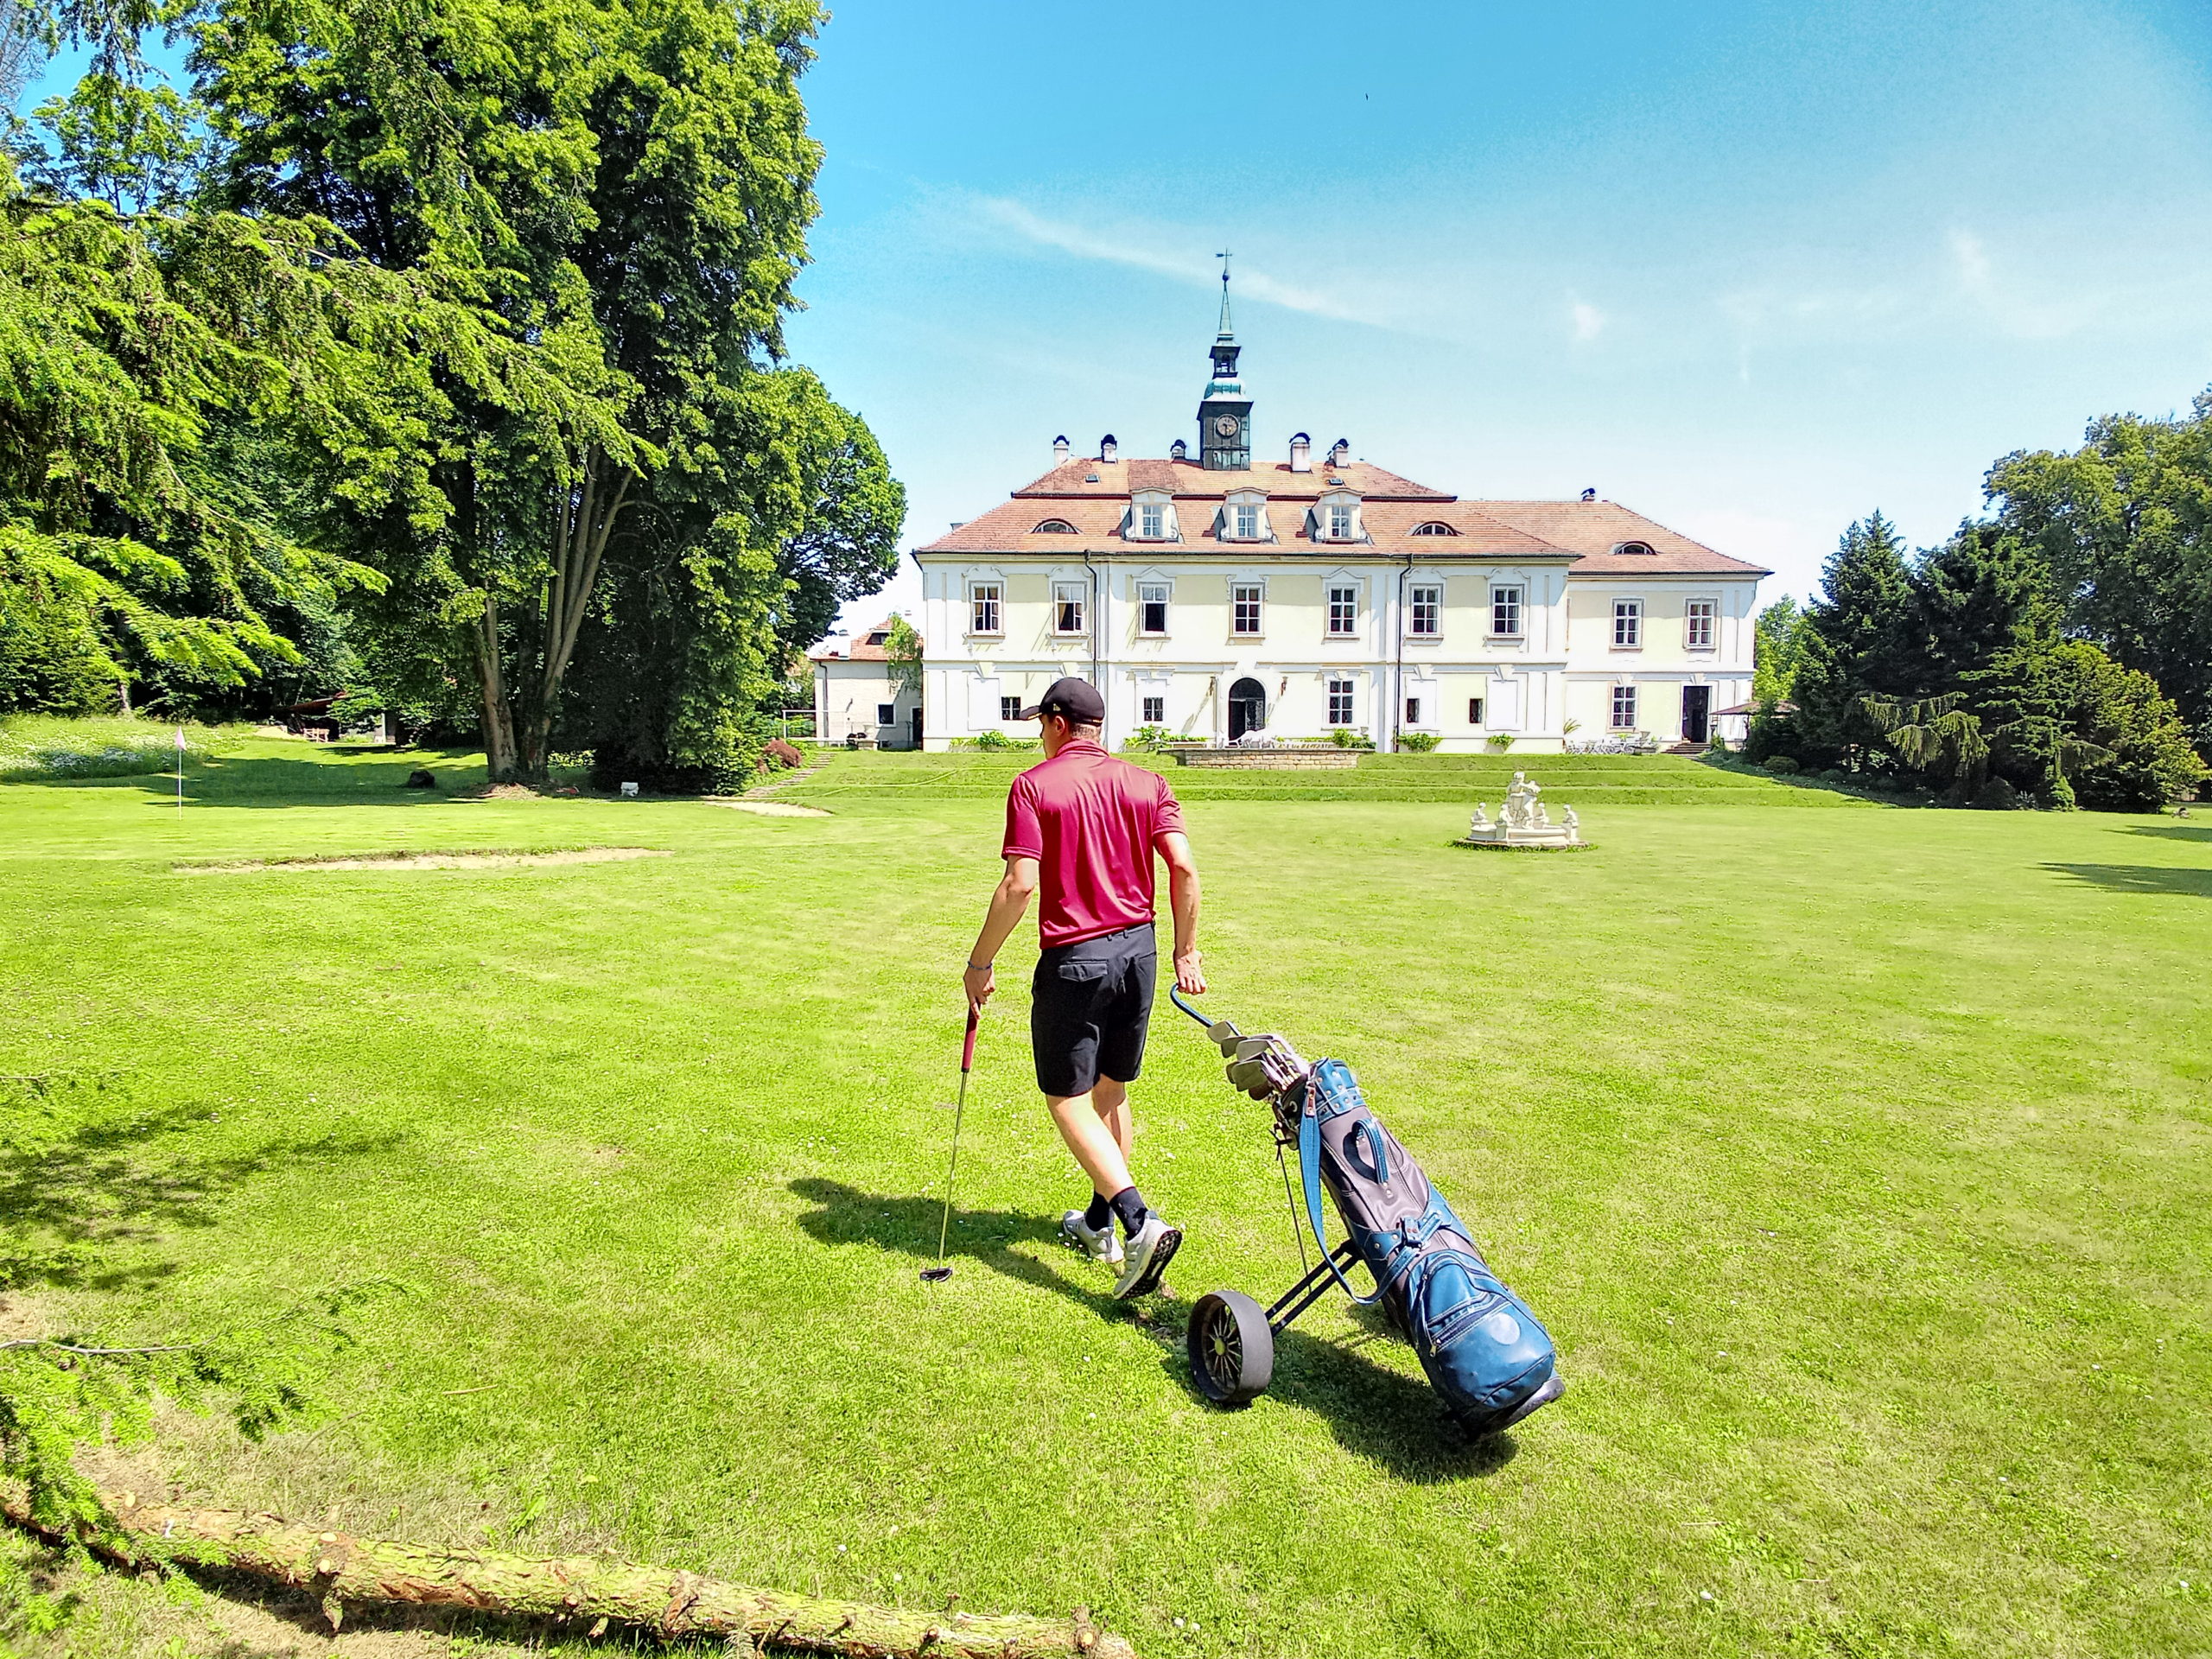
[
  {"left": 22, "top": 0, "right": 2212, "bottom": 628},
  {"left": 779, "top": 0, "right": 2212, "bottom": 629}
]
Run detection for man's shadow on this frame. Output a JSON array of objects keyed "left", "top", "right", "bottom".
[{"left": 790, "top": 1178, "right": 1521, "bottom": 1484}]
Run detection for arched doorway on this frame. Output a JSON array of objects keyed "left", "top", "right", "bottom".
[{"left": 1228, "top": 677, "right": 1267, "bottom": 741}]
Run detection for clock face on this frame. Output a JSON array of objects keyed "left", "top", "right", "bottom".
[{"left": 1213, "top": 415, "right": 1241, "bottom": 437}]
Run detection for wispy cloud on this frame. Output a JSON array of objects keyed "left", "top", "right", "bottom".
[
  {"left": 957, "top": 194, "right": 1385, "bottom": 327},
  {"left": 1571, "top": 301, "right": 1605, "bottom": 342}
]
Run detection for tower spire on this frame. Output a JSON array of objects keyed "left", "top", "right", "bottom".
[{"left": 1198, "top": 250, "right": 1250, "bottom": 471}]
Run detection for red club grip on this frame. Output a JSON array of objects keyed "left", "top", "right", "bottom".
[{"left": 962, "top": 1005, "right": 979, "bottom": 1072}]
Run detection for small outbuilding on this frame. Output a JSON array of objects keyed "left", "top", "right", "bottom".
[{"left": 811, "top": 618, "right": 923, "bottom": 749}]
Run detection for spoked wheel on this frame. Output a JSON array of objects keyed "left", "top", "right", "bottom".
[{"left": 1187, "top": 1290, "right": 1274, "bottom": 1406}]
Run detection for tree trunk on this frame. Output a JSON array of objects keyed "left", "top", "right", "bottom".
[
  {"left": 475, "top": 593, "right": 519, "bottom": 781},
  {"left": 521, "top": 446, "right": 634, "bottom": 781},
  {"left": 6, "top": 1491, "right": 1137, "bottom": 1659}
]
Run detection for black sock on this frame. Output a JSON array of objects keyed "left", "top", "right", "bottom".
[
  {"left": 1109, "top": 1185, "right": 1149, "bottom": 1240},
  {"left": 1084, "top": 1192, "right": 1112, "bottom": 1230}
]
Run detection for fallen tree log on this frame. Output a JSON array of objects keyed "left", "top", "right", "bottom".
[{"left": 4, "top": 1490, "right": 1136, "bottom": 1659}]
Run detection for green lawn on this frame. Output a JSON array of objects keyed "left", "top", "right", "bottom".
[{"left": 3, "top": 740, "right": 2209, "bottom": 1656}]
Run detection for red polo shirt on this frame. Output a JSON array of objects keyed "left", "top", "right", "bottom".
[{"left": 1001, "top": 741, "right": 1185, "bottom": 948}]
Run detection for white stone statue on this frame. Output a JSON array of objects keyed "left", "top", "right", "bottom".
[{"left": 1462, "top": 771, "right": 1581, "bottom": 850}]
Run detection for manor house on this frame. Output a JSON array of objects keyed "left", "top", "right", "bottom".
[{"left": 907, "top": 285, "right": 1767, "bottom": 753}]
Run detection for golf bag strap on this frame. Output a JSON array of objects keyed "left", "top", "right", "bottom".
[{"left": 1300, "top": 1090, "right": 1382, "bottom": 1307}]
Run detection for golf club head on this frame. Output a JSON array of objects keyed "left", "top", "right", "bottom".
[{"left": 919, "top": 1266, "right": 954, "bottom": 1282}]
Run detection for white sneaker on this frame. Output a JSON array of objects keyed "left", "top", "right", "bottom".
[
  {"left": 1061, "top": 1210, "right": 1124, "bottom": 1264},
  {"left": 1113, "top": 1215, "right": 1183, "bottom": 1300}
]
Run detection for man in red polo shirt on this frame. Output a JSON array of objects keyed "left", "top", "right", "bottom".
[{"left": 963, "top": 677, "right": 1205, "bottom": 1299}]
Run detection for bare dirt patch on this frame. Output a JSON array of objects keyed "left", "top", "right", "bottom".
[
  {"left": 175, "top": 849, "right": 669, "bottom": 874},
  {"left": 703, "top": 798, "right": 830, "bottom": 817}
]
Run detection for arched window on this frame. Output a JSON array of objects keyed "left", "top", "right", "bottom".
[
  {"left": 1033, "top": 519, "right": 1078, "bottom": 534},
  {"left": 1614, "top": 540, "right": 1656, "bottom": 556},
  {"left": 1411, "top": 521, "right": 1458, "bottom": 537}
]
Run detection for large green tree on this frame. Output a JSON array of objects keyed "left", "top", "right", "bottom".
[
  {"left": 1986, "top": 393, "right": 2212, "bottom": 754},
  {"left": 1766, "top": 512, "right": 1914, "bottom": 767}
]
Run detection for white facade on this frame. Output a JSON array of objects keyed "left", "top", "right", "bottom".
[{"left": 810, "top": 620, "right": 923, "bottom": 747}]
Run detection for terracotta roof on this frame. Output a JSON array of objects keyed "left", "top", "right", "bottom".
[
  {"left": 921, "top": 493, "right": 1568, "bottom": 559},
  {"left": 1007, "top": 456, "right": 1452, "bottom": 504},
  {"left": 810, "top": 616, "right": 917, "bottom": 663},
  {"left": 1473, "top": 500, "right": 1770, "bottom": 575}
]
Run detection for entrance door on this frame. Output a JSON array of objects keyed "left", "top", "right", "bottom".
[
  {"left": 1228, "top": 677, "right": 1267, "bottom": 741},
  {"left": 1681, "top": 684, "right": 1712, "bottom": 744},
  {"left": 910, "top": 706, "right": 924, "bottom": 750}
]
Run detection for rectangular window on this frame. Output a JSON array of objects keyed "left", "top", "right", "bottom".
[
  {"left": 1054, "top": 582, "right": 1086, "bottom": 635},
  {"left": 1611, "top": 684, "right": 1637, "bottom": 728},
  {"left": 1404, "top": 696, "right": 1421, "bottom": 725},
  {"left": 1326, "top": 584, "right": 1358, "bottom": 637},
  {"left": 1612, "top": 598, "right": 1643, "bottom": 649},
  {"left": 1141, "top": 695, "right": 1165, "bottom": 724},
  {"left": 1468, "top": 696, "right": 1485, "bottom": 725},
  {"left": 1409, "top": 583, "right": 1440, "bottom": 637},
  {"left": 1231, "top": 582, "right": 1263, "bottom": 636},
  {"left": 1327, "top": 501, "right": 1354, "bottom": 540},
  {"left": 999, "top": 695, "right": 1021, "bottom": 722},
  {"left": 1233, "top": 503, "right": 1261, "bottom": 539},
  {"left": 1138, "top": 501, "right": 1165, "bottom": 539},
  {"left": 969, "top": 582, "right": 1001, "bottom": 635},
  {"left": 1491, "top": 585, "right": 1522, "bottom": 637},
  {"left": 877, "top": 702, "right": 897, "bottom": 727},
  {"left": 1327, "top": 678, "right": 1355, "bottom": 726},
  {"left": 1686, "top": 598, "right": 1716, "bottom": 650},
  {"left": 1138, "top": 582, "right": 1169, "bottom": 636}
]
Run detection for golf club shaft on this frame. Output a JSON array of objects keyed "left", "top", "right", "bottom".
[{"left": 934, "top": 1006, "right": 980, "bottom": 1266}]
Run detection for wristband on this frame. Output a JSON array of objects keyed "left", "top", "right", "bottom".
[{"left": 967, "top": 959, "right": 993, "bottom": 972}]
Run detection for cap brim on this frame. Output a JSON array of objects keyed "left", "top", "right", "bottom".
[{"left": 1016, "top": 703, "right": 1046, "bottom": 720}]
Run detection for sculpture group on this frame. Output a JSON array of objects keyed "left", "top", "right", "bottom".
[{"left": 1462, "top": 772, "right": 1582, "bottom": 849}]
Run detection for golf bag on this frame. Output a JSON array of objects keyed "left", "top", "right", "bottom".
[
  {"left": 1293, "top": 1058, "right": 1560, "bottom": 1432},
  {"left": 1173, "top": 990, "right": 1563, "bottom": 1434}
]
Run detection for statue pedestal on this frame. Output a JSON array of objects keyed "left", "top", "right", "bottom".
[{"left": 1457, "top": 773, "right": 1586, "bottom": 850}]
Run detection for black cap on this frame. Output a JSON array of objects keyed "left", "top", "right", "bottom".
[{"left": 1020, "top": 677, "right": 1105, "bottom": 725}]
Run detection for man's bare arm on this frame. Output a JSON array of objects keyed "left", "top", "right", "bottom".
[
  {"left": 1160, "top": 831, "right": 1206, "bottom": 995},
  {"left": 963, "top": 855, "right": 1039, "bottom": 1010}
]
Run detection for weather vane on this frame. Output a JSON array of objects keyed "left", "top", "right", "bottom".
[{"left": 1217, "top": 248, "right": 1231, "bottom": 287}]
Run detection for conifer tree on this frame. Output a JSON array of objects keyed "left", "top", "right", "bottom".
[{"left": 1772, "top": 512, "right": 1913, "bottom": 767}]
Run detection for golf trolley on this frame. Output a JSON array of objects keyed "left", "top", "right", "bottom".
[{"left": 1167, "top": 989, "right": 1564, "bottom": 1433}]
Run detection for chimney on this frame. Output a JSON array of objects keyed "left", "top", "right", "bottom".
[
  {"left": 1052, "top": 435, "right": 1070, "bottom": 463},
  {"left": 1100, "top": 434, "right": 1118, "bottom": 464},
  {"left": 1169, "top": 438, "right": 1187, "bottom": 461},
  {"left": 1328, "top": 438, "right": 1350, "bottom": 470},
  {"left": 1288, "top": 432, "right": 1312, "bottom": 473},
  {"left": 1580, "top": 487, "right": 1597, "bottom": 502}
]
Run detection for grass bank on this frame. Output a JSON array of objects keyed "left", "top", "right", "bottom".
[{"left": 1, "top": 741, "right": 2206, "bottom": 1656}]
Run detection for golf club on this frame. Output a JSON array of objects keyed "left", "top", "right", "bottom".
[{"left": 921, "top": 1004, "right": 981, "bottom": 1283}]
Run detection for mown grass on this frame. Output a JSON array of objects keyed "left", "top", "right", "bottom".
[
  {"left": 776, "top": 749, "right": 1866, "bottom": 807},
  {"left": 1, "top": 738, "right": 2208, "bottom": 1657}
]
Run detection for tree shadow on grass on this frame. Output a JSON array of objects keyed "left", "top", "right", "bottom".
[
  {"left": 2043, "top": 862, "right": 2212, "bottom": 899},
  {"left": 98, "top": 749, "right": 490, "bottom": 810},
  {"left": 2118, "top": 823, "right": 2212, "bottom": 844},
  {"left": 790, "top": 1178, "right": 1521, "bottom": 1485},
  {"left": 0, "top": 1086, "right": 408, "bottom": 1293}
]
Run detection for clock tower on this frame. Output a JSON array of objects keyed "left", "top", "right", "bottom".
[{"left": 1197, "top": 258, "right": 1252, "bottom": 471}]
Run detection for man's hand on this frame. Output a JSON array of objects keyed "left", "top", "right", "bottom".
[
  {"left": 1173, "top": 947, "right": 1206, "bottom": 996},
  {"left": 963, "top": 961, "right": 996, "bottom": 1012}
]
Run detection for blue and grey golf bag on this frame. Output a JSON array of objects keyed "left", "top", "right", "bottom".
[{"left": 1171, "top": 991, "right": 1564, "bottom": 1435}]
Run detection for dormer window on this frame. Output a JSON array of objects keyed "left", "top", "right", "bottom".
[
  {"left": 1128, "top": 491, "right": 1177, "bottom": 543},
  {"left": 1221, "top": 490, "right": 1270, "bottom": 542},
  {"left": 1033, "top": 518, "right": 1078, "bottom": 534},
  {"left": 1411, "top": 521, "right": 1458, "bottom": 537},
  {"left": 1316, "top": 492, "right": 1363, "bottom": 543},
  {"left": 1615, "top": 541, "right": 1656, "bottom": 556}
]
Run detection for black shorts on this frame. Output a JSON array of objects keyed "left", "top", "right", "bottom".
[{"left": 1030, "top": 924, "right": 1157, "bottom": 1098}]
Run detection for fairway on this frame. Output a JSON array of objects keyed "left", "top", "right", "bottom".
[{"left": 3, "top": 742, "right": 2209, "bottom": 1657}]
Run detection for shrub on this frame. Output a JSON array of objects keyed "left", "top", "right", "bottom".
[
  {"left": 950, "top": 734, "right": 1039, "bottom": 752},
  {"left": 1971, "top": 776, "right": 2022, "bottom": 810},
  {"left": 1484, "top": 734, "right": 1516, "bottom": 753},
  {"left": 1327, "top": 728, "right": 1376, "bottom": 750},
  {"left": 1397, "top": 732, "right": 1442, "bottom": 753},
  {"left": 1761, "top": 754, "right": 1800, "bottom": 774},
  {"left": 973, "top": 728, "right": 1012, "bottom": 752},
  {"left": 1122, "top": 725, "right": 1173, "bottom": 753}
]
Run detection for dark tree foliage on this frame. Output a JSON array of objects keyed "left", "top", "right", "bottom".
[
  {"left": 1986, "top": 391, "right": 2212, "bottom": 754},
  {"left": 1758, "top": 512, "right": 1913, "bottom": 769}
]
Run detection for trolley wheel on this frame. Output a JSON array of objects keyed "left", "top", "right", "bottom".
[{"left": 1187, "top": 1290, "right": 1274, "bottom": 1406}]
